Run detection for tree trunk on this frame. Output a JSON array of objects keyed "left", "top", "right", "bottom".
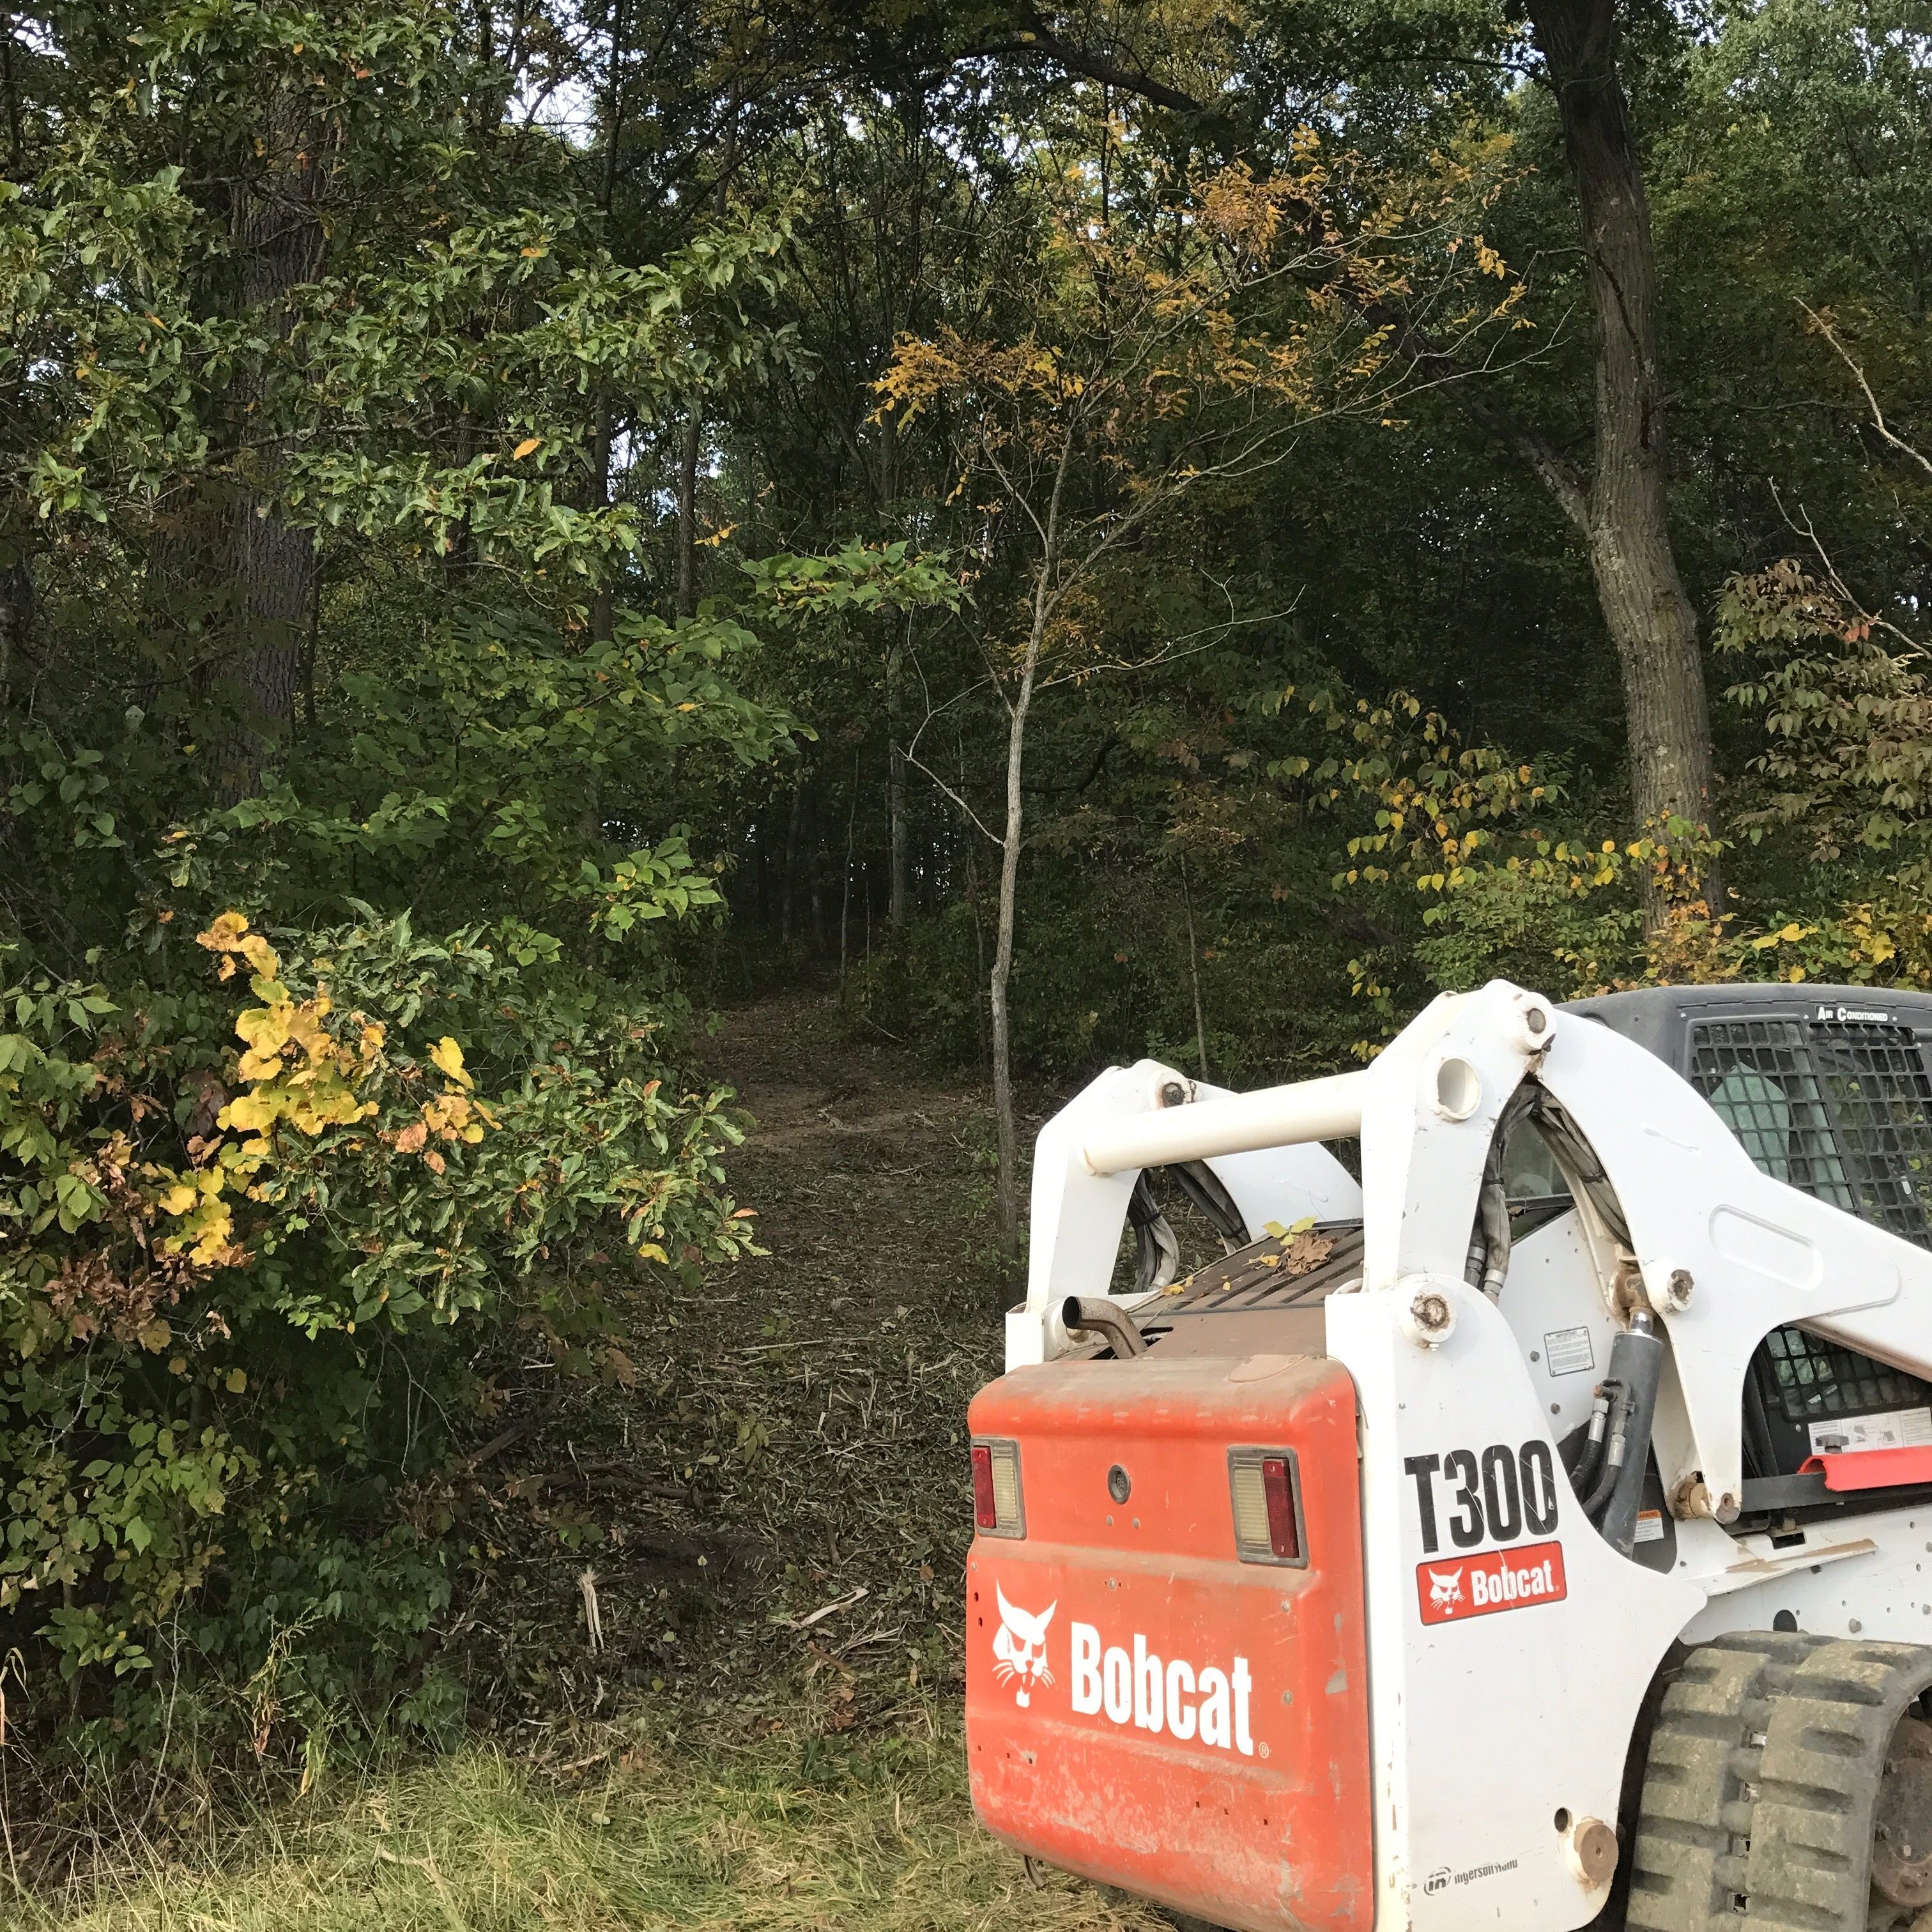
[
  {"left": 990, "top": 431, "right": 1073, "bottom": 1269},
  {"left": 588, "top": 395, "right": 616, "bottom": 642},
  {"left": 676, "top": 406, "right": 701, "bottom": 619},
  {"left": 778, "top": 778, "right": 805, "bottom": 947},
  {"left": 1526, "top": 0, "right": 1721, "bottom": 914},
  {"left": 887, "top": 617, "right": 910, "bottom": 926},
  {"left": 0, "top": 557, "right": 30, "bottom": 708},
  {"left": 1178, "top": 850, "right": 1210, "bottom": 1082},
  {"left": 990, "top": 633, "right": 1041, "bottom": 1269},
  {"left": 220, "top": 77, "right": 333, "bottom": 799}
]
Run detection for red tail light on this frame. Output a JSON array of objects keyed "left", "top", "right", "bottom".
[
  {"left": 970, "top": 1437, "right": 1025, "bottom": 1537},
  {"left": 1262, "top": 1455, "right": 1301, "bottom": 1561},
  {"left": 970, "top": 1443, "right": 997, "bottom": 1528},
  {"left": 1229, "top": 1446, "right": 1307, "bottom": 1567}
]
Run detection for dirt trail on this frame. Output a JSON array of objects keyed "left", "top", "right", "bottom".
[{"left": 458, "top": 990, "right": 1008, "bottom": 1736}]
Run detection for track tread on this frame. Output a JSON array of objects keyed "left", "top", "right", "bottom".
[
  {"left": 1628, "top": 1632, "right": 1830, "bottom": 1932},
  {"left": 1744, "top": 1640, "right": 1932, "bottom": 1932}
]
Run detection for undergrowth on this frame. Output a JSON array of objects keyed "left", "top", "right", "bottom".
[{"left": 10, "top": 1709, "right": 1160, "bottom": 1932}]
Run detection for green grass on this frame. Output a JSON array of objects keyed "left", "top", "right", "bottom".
[{"left": 10, "top": 1719, "right": 1165, "bottom": 1932}]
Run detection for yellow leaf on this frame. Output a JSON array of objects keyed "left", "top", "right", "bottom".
[
  {"left": 239, "top": 933, "right": 280, "bottom": 978},
  {"left": 429, "top": 1037, "right": 472, "bottom": 1088},
  {"left": 512, "top": 437, "right": 541, "bottom": 459},
  {"left": 219, "top": 1092, "right": 280, "bottom": 1133},
  {"left": 197, "top": 911, "right": 250, "bottom": 953},
  {"left": 138, "top": 1317, "right": 172, "bottom": 1354},
  {"left": 158, "top": 1183, "right": 197, "bottom": 1216},
  {"left": 225, "top": 1368, "right": 247, "bottom": 1395}
]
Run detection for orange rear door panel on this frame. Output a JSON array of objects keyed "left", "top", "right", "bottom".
[{"left": 965, "top": 1353, "right": 1372, "bottom": 1932}]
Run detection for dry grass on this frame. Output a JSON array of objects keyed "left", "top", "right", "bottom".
[{"left": 12, "top": 1714, "right": 1165, "bottom": 1932}]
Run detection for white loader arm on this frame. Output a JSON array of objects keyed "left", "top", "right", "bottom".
[{"left": 1008, "top": 1057, "right": 1363, "bottom": 1367}]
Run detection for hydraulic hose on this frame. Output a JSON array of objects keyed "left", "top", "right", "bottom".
[
  {"left": 1126, "top": 1174, "right": 1180, "bottom": 1295},
  {"left": 1581, "top": 1381, "right": 1630, "bottom": 1519},
  {"left": 1595, "top": 1311, "right": 1666, "bottom": 1556},
  {"left": 1563, "top": 1384, "right": 1616, "bottom": 1496}
]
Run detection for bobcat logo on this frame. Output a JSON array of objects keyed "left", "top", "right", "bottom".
[
  {"left": 992, "top": 1583, "right": 1057, "bottom": 1707},
  {"left": 1427, "top": 1568, "right": 1465, "bottom": 1614}
]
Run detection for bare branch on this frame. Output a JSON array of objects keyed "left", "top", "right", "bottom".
[{"left": 1801, "top": 300, "right": 1932, "bottom": 486}]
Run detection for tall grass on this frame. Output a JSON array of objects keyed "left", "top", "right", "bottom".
[{"left": 12, "top": 1719, "right": 1165, "bottom": 1932}]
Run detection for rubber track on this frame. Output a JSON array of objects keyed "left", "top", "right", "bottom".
[
  {"left": 1627, "top": 1631, "right": 1829, "bottom": 1932},
  {"left": 1745, "top": 1640, "right": 1932, "bottom": 1932}
]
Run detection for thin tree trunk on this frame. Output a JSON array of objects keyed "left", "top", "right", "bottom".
[
  {"left": 887, "top": 613, "right": 910, "bottom": 926},
  {"left": 954, "top": 726, "right": 990, "bottom": 1072},
  {"left": 778, "top": 778, "right": 805, "bottom": 947},
  {"left": 671, "top": 85, "right": 737, "bottom": 625},
  {"left": 990, "top": 431, "right": 1074, "bottom": 1267},
  {"left": 588, "top": 395, "right": 616, "bottom": 642},
  {"left": 1526, "top": 0, "right": 1721, "bottom": 917},
  {"left": 676, "top": 407, "right": 702, "bottom": 619},
  {"left": 1178, "top": 851, "right": 1211, "bottom": 1082},
  {"left": 839, "top": 753, "right": 858, "bottom": 993},
  {"left": 0, "top": 559, "right": 29, "bottom": 709}
]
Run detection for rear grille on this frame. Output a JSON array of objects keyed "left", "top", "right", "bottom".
[
  {"left": 1810, "top": 1023, "right": 1932, "bottom": 1244},
  {"left": 1690, "top": 1016, "right": 1932, "bottom": 1427},
  {"left": 1687, "top": 1020, "right": 1857, "bottom": 1210}
]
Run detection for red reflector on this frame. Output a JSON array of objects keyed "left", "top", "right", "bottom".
[
  {"left": 971, "top": 1443, "right": 997, "bottom": 1529},
  {"left": 1263, "top": 1455, "right": 1300, "bottom": 1561}
]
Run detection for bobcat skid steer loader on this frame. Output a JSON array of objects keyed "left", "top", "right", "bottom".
[{"left": 965, "top": 980, "right": 1932, "bottom": 1932}]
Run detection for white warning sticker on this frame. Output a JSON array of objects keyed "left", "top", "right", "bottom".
[
  {"left": 1634, "top": 1508, "right": 1665, "bottom": 1545},
  {"left": 1542, "top": 1326, "right": 1597, "bottom": 1377},
  {"left": 1807, "top": 1407, "right": 1932, "bottom": 1455}
]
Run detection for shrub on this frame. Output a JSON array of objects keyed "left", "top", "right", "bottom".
[{"left": 0, "top": 908, "right": 753, "bottom": 1759}]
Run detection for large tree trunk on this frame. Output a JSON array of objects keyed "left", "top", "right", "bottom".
[
  {"left": 220, "top": 78, "right": 332, "bottom": 799},
  {"left": 1526, "top": 0, "right": 1721, "bottom": 912}
]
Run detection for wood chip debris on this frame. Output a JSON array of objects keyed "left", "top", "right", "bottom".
[{"left": 776, "top": 1584, "right": 868, "bottom": 1631}]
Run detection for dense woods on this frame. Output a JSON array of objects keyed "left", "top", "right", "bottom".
[{"left": 4, "top": 0, "right": 1932, "bottom": 1791}]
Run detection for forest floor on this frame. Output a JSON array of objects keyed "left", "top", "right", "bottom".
[{"left": 24, "top": 992, "right": 1165, "bottom": 1931}]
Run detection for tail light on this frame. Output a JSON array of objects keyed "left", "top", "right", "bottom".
[
  {"left": 971, "top": 1437, "right": 1026, "bottom": 1537},
  {"left": 1229, "top": 1446, "right": 1306, "bottom": 1566}
]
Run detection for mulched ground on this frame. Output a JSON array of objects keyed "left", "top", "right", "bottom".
[{"left": 452, "top": 990, "right": 1016, "bottom": 1746}]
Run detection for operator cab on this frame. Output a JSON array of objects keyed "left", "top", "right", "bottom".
[{"left": 1565, "top": 983, "right": 1932, "bottom": 1521}]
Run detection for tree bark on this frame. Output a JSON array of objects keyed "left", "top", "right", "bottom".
[
  {"left": 588, "top": 395, "right": 616, "bottom": 642},
  {"left": 778, "top": 777, "right": 805, "bottom": 947},
  {"left": 675, "top": 406, "right": 701, "bottom": 619},
  {"left": 990, "top": 431, "right": 1073, "bottom": 1268},
  {"left": 887, "top": 615, "right": 910, "bottom": 926},
  {"left": 220, "top": 77, "right": 333, "bottom": 799},
  {"left": 1526, "top": 0, "right": 1721, "bottom": 912}
]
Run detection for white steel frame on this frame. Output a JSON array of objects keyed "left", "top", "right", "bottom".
[{"left": 1010, "top": 980, "right": 1932, "bottom": 1932}]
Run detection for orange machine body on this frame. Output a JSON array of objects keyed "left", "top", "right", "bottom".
[{"left": 965, "top": 1351, "right": 1372, "bottom": 1932}]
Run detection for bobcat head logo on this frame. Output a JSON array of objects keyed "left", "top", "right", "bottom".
[
  {"left": 1427, "top": 1568, "right": 1464, "bottom": 1613},
  {"left": 992, "top": 1583, "right": 1056, "bottom": 1707}
]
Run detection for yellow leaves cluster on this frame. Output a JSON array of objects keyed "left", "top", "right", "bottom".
[
  {"left": 146, "top": 915, "right": 493, "bottom": 1268},
  {"left": 389, "top": 1038, "right": 494, "bottom": 1174},
  {"left": 199, "top": 918, "right": 379, "bottom": 1149}
]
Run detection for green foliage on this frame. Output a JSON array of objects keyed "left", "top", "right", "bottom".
[{"left": 0, "top": 908, "right": 755, "bottom": 1750}]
